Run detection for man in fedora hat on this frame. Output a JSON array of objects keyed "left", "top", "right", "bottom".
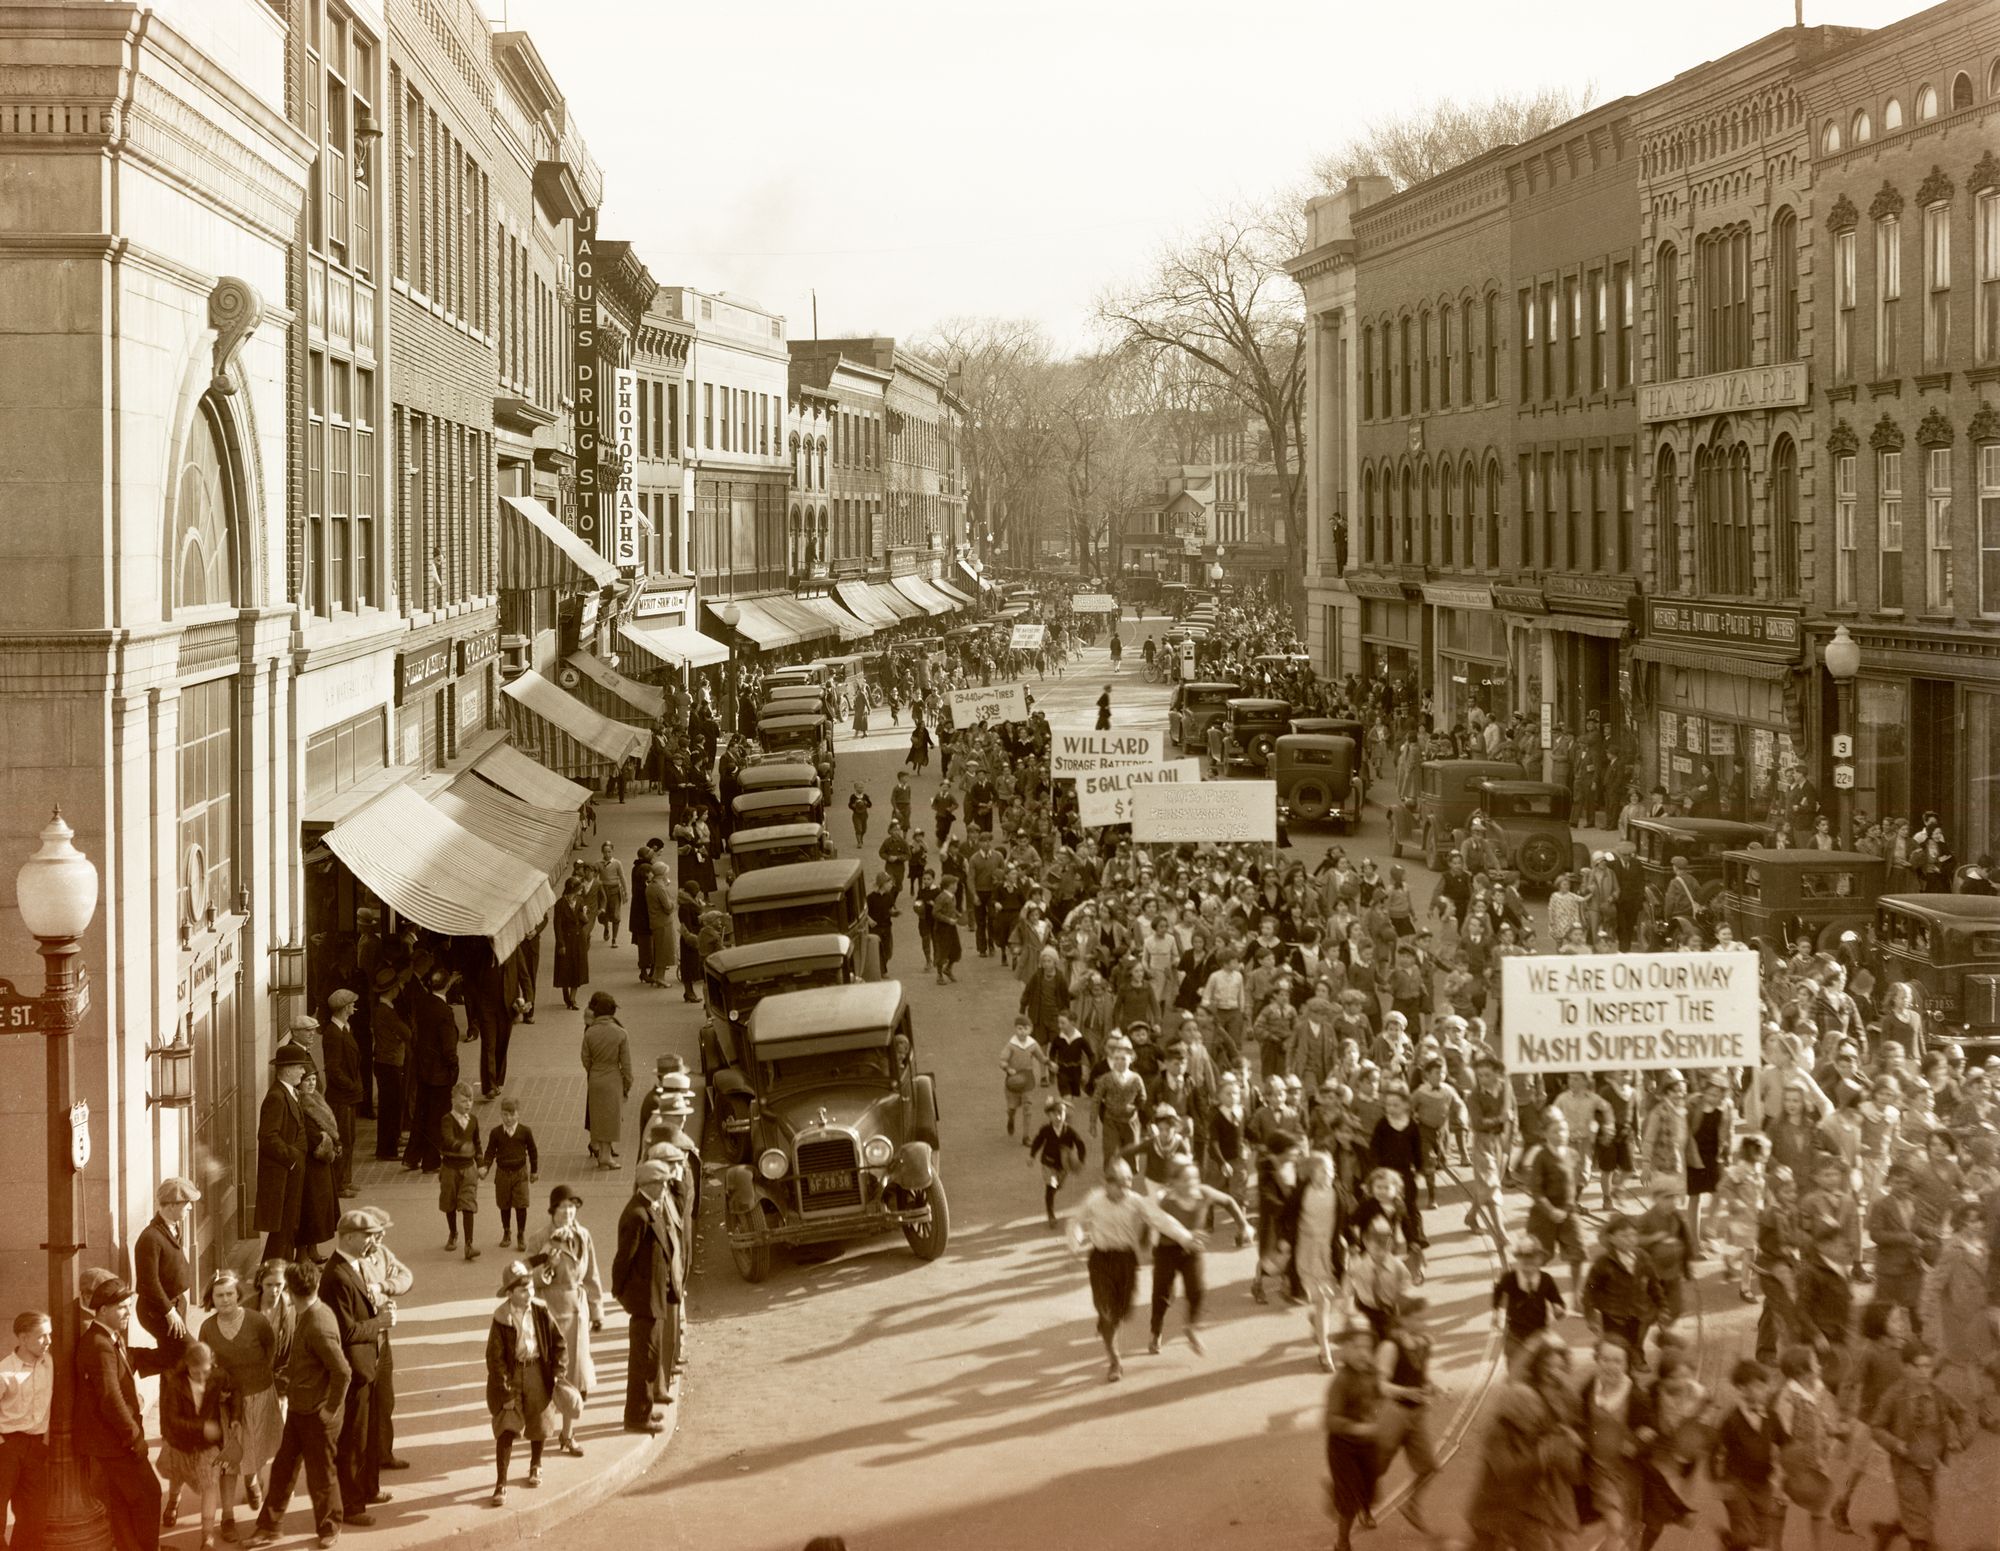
[
  {"left": 258, "top": 1043, "right": 314, "bottom": 1263},
  {"left": 321, "top": 1211, "right": 394, "bottom": 1523},
  {"left": 611, "top": 1157, "right": 682, "bottom": 1434},
  {"left": 353, "top": 1208, "right": 413, "bottom": 1473}
]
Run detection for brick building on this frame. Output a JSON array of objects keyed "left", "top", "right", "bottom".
[
  {"left": 1797, "top": 0, "right": 2000, "bottom": 854},
  {"left": 787, "top": 344, "right": 891, "bottom": 576},
  {"left": 632, "top": 297, "right": 693, "bottom": 581}
]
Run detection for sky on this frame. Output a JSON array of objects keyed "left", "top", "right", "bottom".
[{"left": 488, "top": 0, "right": 1931, "bottom": 354}]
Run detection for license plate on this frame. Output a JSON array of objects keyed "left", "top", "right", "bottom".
[{"left": 806, "top": 1170, "right": 855, "bottom": 1193}]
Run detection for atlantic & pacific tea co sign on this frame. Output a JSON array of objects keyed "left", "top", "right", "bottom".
[
  {"left": 1647, "top": 600, "right": 1802, "bottom": 656},
  {"left": 1639, "top": 363, "right": 1808, "bottom": 424}
]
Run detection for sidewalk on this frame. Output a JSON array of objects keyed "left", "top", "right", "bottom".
[{"left": 242, "top": 787, "right": 706, "bottom": 1551}]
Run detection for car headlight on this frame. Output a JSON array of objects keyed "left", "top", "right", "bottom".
[
  {"left": 757, "top": 1148, "right": 789, "bottom": 1180},
  {"left": 861, "top": 1135, "right": 894, "bottom": 1167}
]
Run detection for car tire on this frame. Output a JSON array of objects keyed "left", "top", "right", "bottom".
[
  {"left": 1517, "top": 833, "right": 1564, "bottom": 886},
  {"left": 730, "top": 1203, "right": 772, "bottom": 1284},
  {"left": 904, "top": 1179, "right": 950, "bottom": 1262},
  {"left": 1290, "top": 779, "right": 1331, "bottom": 823},
  {"left": 1250, "top": 734, "right": 1275, "bottom": 770}
]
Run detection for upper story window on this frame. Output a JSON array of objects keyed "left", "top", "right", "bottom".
[
  {"left": 1978, "top": 188, "right": 2000, "bottom": 362},
  {"left": 1438, "top": 307, "right": 1453, "bottom": 410},
  {"left": 1852, "top": 110, "right": 1873, "bottom": 144},
  {"left": 1696, "top": 226, "right": 1751, "bottom": 373},
  {"left": 1885, "top": 97, "right": 1904, "bottom": 130},
  {"left": 1398, "top": 316, "right": 1412, "bottom": 416},
  {"left": 1361, "top": 325, "right": 1375, "bottom": 420},
  {"left": 1518, "top": 288, "right": 1535, "bottom": 400},
  {"left": 306, "top": 1, "right": 377, "bottom": 279},
  {"left": 1950, "top": 72, "right": 1973, "bottom": 111},
  {"left": 1771, "top": 208, "right": 1800, "bottom": 362},
  {"left": 1924, "top": 200, "right": 1952, "bottom": 369},
  {"left": 1822, "top": 120, "right": 1843, "bottom": 154},
  {"left": 1835, "top": 228, "right": 1858, "bottom": 379},
  {"left": 1878, "top": 214, "right": 1903, "bottom": 377},
  {"left": 1483, "top": 292, "right": 1499, "bottom": 402},
  {"left": 1657, "top": 243, "right": 1681, "bottom": 382},
  {"left": 1917, "top": 84, "right": 1939, "bottom": 120},
  {"left": 1419, "top": 308, "right": 1433, "bottom": 413}
]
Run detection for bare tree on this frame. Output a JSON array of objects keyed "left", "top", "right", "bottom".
[
  {"left": 1097, "top": 199, "right": 1309, "bottom": 615},
  {"left": 1312, "top": 86, "right": 1598, "bottom": 193},
  {"left": 921, "top": 316, "right": 1068, "bottom": 564}
]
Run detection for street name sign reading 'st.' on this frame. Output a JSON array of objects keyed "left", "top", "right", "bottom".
[
  {"left": 1049, "top": 728, "right": 1162, "bottom": 777},
  {"left": 1500, "top": 951, "right": 1761, "bottom": 1073}
]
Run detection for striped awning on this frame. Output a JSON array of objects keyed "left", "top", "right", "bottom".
[
  {"left": 433, "top": 775, "right": 579, "bottom": 881},
  {"left": 619, "top": 619, "right": 730, "bottom": 671},
  {"left": 500, "top": 495, "right": 619, "bottom": 592},
  {"left": 870, "top": 581, "right": 923, "bottom": 621},
  {"left": 468, "top": 742, "right": 593, "bottom": 810},
  {"left": 502, "top": 669, "right": 651, "bottom": 777},
  {"left": 836, "top": 579, "right": 901, "bottom": 629},
  {"left": 756, "top": 593, "right": 836, "bottom": 644},
  {"left": 797, "top": 592, "right": 872, "bottom": 640},
  {"left": 565, "top": 652, "right": 665, "bottom": 722},
  {"left": 706, "top": 598, "right": 799, "bottom": 651},
  {"left": 931, "top": 576, "right": 975, "bottom": 607},
  {"left": 892, "top": 575, "right": 955, "bottom": 616},
  {"left": 324, "top": 786, "right": 555, "bottom": 962}
]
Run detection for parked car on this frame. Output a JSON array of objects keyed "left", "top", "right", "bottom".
[
  {"left": 736, "top": 759, "right": 821, "bottom": 797},
  {"left": 700, "top": 932, "right": 865, "bottom": 1161},
  {"left": 757, "top": 711, "right": 836, "bottom": 772},
  {"left": 1167, "top": 681, "right": 1238, "bottom": 751},
  {"left": 730, "top": 787, "right": 825, "bottom": 835},
  {"left": 1873, "top": 894, "right": 2000, "bottom": 1057},
  {"left": 1217, "top": 698, "right": 1294, "bottom": 773},
  {"left": 760, "top": 683, "right": 833, "bottom": 717},
  {"left": 765, "top": 664, "right": 830, "bottom": 691},
  {"left": 1474, "top": 780, "right": 1592, "bottom": 893},
  {"left": 1628, "top": 816, "right": 1775, "bottom": 941},
  {"left": 1274, "top": 734, "right": 1360, "bottom": 830},
  {"left": 727, "top": 822, "right": 836, "bottom": 877},
  {"left": 1390, "top": 759, "right": 1526, "bottom": 871},
  {"left": 721, "top": 980, "right": 945, "bottom": 1282},
  {"left": 726, "top": 858, "right": 871, "bottom": 948},
  {"left": 1290, "top": 716, "right": 1366, "bottom": 744},
  {"left": 1720, "top": 848, "right": 1885, "bottom": 956}
]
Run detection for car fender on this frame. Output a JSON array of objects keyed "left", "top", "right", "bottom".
[
  {"left": 712, "top": 1064, "right": 755, "bottom": 1100},
  {"left": 890, "top": 1140, "right": 936, "bottom": 1193},
  {"left": 724, "top": 1164, "right": 760, "bottom": 1212}
]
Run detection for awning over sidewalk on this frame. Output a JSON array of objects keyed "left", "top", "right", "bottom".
[
  {"left": 469, "top": 742, "right": 593, "bottom": 810},
  {"left": 756, "top": 593, "right": 836, "bottom": 645},
  {"left": 1629, "top": 641, "right": 1792, "bottom": 680},
  {"left": 891, "top": 575, "right": 955, "bottom": 616},
  {"left": 836, "top": 579, "right": 901, "bottom": 630},
  {"left": 500, "top": 495, "right": 620, "bottom": 591},
  {"left": 618, "top": 619, "right": 729, "bottom": 672},
  {"left": 796, "top": 592, "right": 872, "bottom": 641},
  {"left": 870, "top": 581, "right": 923, "bottom": 621},
  {"left": 433, "top": 774, "right": 579, "bottom": 881},
  {"left": 502, "top": 669, "right": 651, "bottom": 776},
  {"left": 324, "top": 786, "right": 555, "bottom": 963},
  {"left": 705, "top": 597, "right": 800, "bottom": 651},
  {"left": 565, "top": 652, "right": 665, "bottom": 721},
  {"left": 930, "top": 576, "right": 975, "bottom": 607}
]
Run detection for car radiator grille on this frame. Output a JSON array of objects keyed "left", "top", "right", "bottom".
[{"left": 796, "top": 1136, "right": 863, "bottom": 1211}]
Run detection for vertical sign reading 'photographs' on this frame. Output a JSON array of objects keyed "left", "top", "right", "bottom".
[
  {"left": 572, "top": 207, "right": 600, "bottom": 548},
  {"left": 612, "top": 367, "right": 640, "bottom": 567}
]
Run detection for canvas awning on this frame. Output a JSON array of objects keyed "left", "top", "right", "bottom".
[
  {"left": 502, "top": 669, "right": 651, "bottom": 777},
  {"left": 870, "top": 581, "right": 923, "bottom": 621},
  {"left": 565, "top": 652, "right": 665, "bottom": 720},
  {"left": 433, "top": 775, "right": 579, "bottom": 881},
  {"left": 499, "top": 495, "right": 619, "bottom": 591},
  {"left": 705, "top": 598, "right": 800, "bottom": 650},
  {"left": 323, "top": 786, "right": 555, "bottom": 963},
  {"left": 892, "top": 575, "right": 955, "bottom": 616},
  {"left": 618, "top": 619, "right": 729, "bottom": 671},
  {"left": 468, "top": 742, "right": 593, "bottom": 810},
  {"left": 930, "top": 576, "right": 975, "bottom": 607},
  {"left": 756, "top": 593, "right": 836, "bottom": 644},
  {"left": 836, "top": 579, "right": 901, "bottom": 630},
  {"left": 796, "top": 592, "right": 872, "bottom": 640}
]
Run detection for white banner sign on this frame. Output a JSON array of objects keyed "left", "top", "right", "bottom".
[
  {"left": 1499, "top": 952, "right": 1762, "bottom": 1073},
  {"left": 1077, "top": 759, "right": 1203, "bottom": 827},
  {"left": 1050, "top": 728, "right": 1162, "bottom": 776},
  {"left": 612, "top": 367, "right": 641, "bottom": 567},
  {"left": 1009, "top": 623, "right": 1046, "bottom": 651},
  {"left": 1131, "top": 779, "right": 1277, "bottom": 843},
  {"left": 949, "top": 683, "right": 1028, "bottom": 726},
  {"left": 1070, "top": 593, "right": 1118, "bottom": 614}
]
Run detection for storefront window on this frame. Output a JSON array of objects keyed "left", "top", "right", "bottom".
[
  {"left": 1856, "top": 677, "right": 1910, "bottom": 832},
  {"left": 1966, "top": 689, "right": 2000, "bottom": 863}
]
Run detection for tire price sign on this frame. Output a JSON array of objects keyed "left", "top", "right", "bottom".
[
  {"left": 1500, "top": 951, "right": 1761, "bottom": 1073},
  {"left": 948, "top": 683, "right": 1028, "bottom": 726}
]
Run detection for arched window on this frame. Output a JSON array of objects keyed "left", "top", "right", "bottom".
[
  {"left": 1990, "top": 61, "right": 2000, "bottom": 98},
  {"left": 1362, "top": 467, "right": 1377, "bottom": 564},
  {"left": 1917, "top": 83, "right": 1939, "bottom": 120},
  {"left": 1656, "top": 446, "right": 1682, "bottom": 593},
  {"left": 1401, "top": 465, "right": 1416, "bottom": 563},
  {"left": 1823, "top": 119, "right": 1842, "bottom": 153},
  {"left": 1951, "top": 72, "right": 1973, "bottom": 111},
  {"left": 1419, "top": 308, "right": 1433, "bottom": 412},
  {"left": 173, "top": 400, "right": 237, "bottom": 615},
  {"left": 1439, "top": 305, "right": 1454, "bottom": 410},
  {"left": 1698, "top": 437, "right": 1752, "bottom": 596},
  {"left": 1851, "top": 110, "right": 1872, "bottom": 144},
  {"left": 1440, "top": 461, "right": 1457, "bottom": 568},
  {"left": 1362, "top": 325, "right": 1376, "bottom": 420},
  {"left": 1422, "top": 463, "right": 1436, "bottom": 565},
  {"left": 1657, "top": 243, "right": 1682, "bottom": 381},
  {"left": 1770, "top": 208, "right": 1800, "bottom": 362},
  {"left": 1885, "top": 96, "right": 1905, "bottom": 130},
  {"left": 1484, "top": 458, "right": 1501, "bottom": 571},
  {"left": 1770, "top": 436, "right": 1800, "bottom": 597}
]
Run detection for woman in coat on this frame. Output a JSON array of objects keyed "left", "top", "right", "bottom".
[
  {"left": 295, "top": 1069, "right": 342, "bottom": 1256},
  {"left": 1467, "top": 1340, "right": 1584, "bottom": 1551},
  {"left": 579, "top": 993, "right": 633, "bottom": 1170},
  {"left": 552, "top": 875, "right": 593, "bottom": 1010},
  {"left": 527, "top": 1184, "right": 602, "bottom": 1456},
  {"left": 485, "top": 1260, "right": 568, "bottom": 1507}
]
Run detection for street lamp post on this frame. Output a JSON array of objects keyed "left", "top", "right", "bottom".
[
  {"left": 1823, "top": 625, "right": 1861, "bottom": 850},
  {"left": 16, "top": 808, "right": 111, "bottom": 1549},
  {"left": 1209, "top": 546, "right": 1225, "bottom": 587}
]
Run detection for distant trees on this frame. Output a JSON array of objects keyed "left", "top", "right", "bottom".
[{"left": 1311, "top": 85, "right": 1598, "bottom": 193}]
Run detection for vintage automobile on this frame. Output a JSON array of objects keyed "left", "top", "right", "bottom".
[
  {"left": 1274, "top": 733, "right": 1360, "bottom": 830},
  {"left": 1167, "top": 681, "right": 1238, "bottom": 751},
  {"left": 1217, "top": 698, "right": 1294, "bottom": 773},
  {"left": 760, "top": 682, "right": 833, "bottom": 715},
  {"left": 1720, "top": 848, "right": 1886, "bottom": 955},
  {"left": 1474, "top": 780, "right": 1592, "bottom": 893},
  {"left": 1390, "top": 758, "right": 1526, "bottom": 870},
  {"left": 1290, "top": 715, "right": 1366, "bottom": 745},
  {"left": 1628, "top": 816, "right": 1775, "bottom": 940},
  {"left": 727, "top": 822, "right": 836, "bottom": 876},
  {"left": 736, "top": 759, "right": 821, "bottom": 797},
  {"left": 730, "top": 787, "right": 825, "bottom": 835},
  {"left": 1873, "top": 894, "right": 2000, "bottom": 1056},
  {"left": 725, "top": 857, "right": 871, "bottom": 948},
  {"left": 757, "top": 711, "right": 835, "bottom": 770},
  {"left": 765, "top": 664, "right": 829, "bottom": 691},
  {"left": 700, "top": 932, "right": 865, "bottom": 1161},
  {"left": 721, "top": 981, "right": 946, "bottom": 1282}
]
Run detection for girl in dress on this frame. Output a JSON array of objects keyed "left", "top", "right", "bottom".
[
  {"left": 1715, "top": 1132, "right": 1771, "bottom": 1301},
  {"left": 527, "top": 1186, "right": 602, "bottom": 1458},
  {"left": 158, "top": 1341, "right": 231, "bottom": 1549},
  {"left": 1292, "top": 1152, "right": 1346, "bottom": 1369}
]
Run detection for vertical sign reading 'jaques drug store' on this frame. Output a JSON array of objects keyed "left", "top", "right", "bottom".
[{"left": 572, "top": 206, "right": 601, "bottom": 546}]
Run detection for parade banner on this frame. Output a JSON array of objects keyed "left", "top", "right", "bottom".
[
  {"left": 1130, "top": 779, "right": 1276, "bottom": 843},
  {"left": 948, "top": 683, "right": 1028, "bottom": 726},
  {"left": 1049, "top": 728, "right": 1162, "bottom": 776},
  {"left": 1070, "top": 593, "right": 1118, "bottom": 614},
  {"left": 1500, "top": 951, "right": 1761, "bottom": 1073},
  {"left": 1008, "top": 623, "right": 1046, "bottom": 651},
  {"left": 1076, "top": 759, "right": 1202, "bottom": 827}
]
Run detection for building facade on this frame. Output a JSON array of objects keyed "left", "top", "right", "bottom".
[
  {"left": 632, "top": 298, "right": 693, "bottom": 580},
  {"left": 788, "top": 345, "right": 891, "bottom": 576},
  {"left": 1798, "top": 1, "right": 2000, "bottom": 854}
]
